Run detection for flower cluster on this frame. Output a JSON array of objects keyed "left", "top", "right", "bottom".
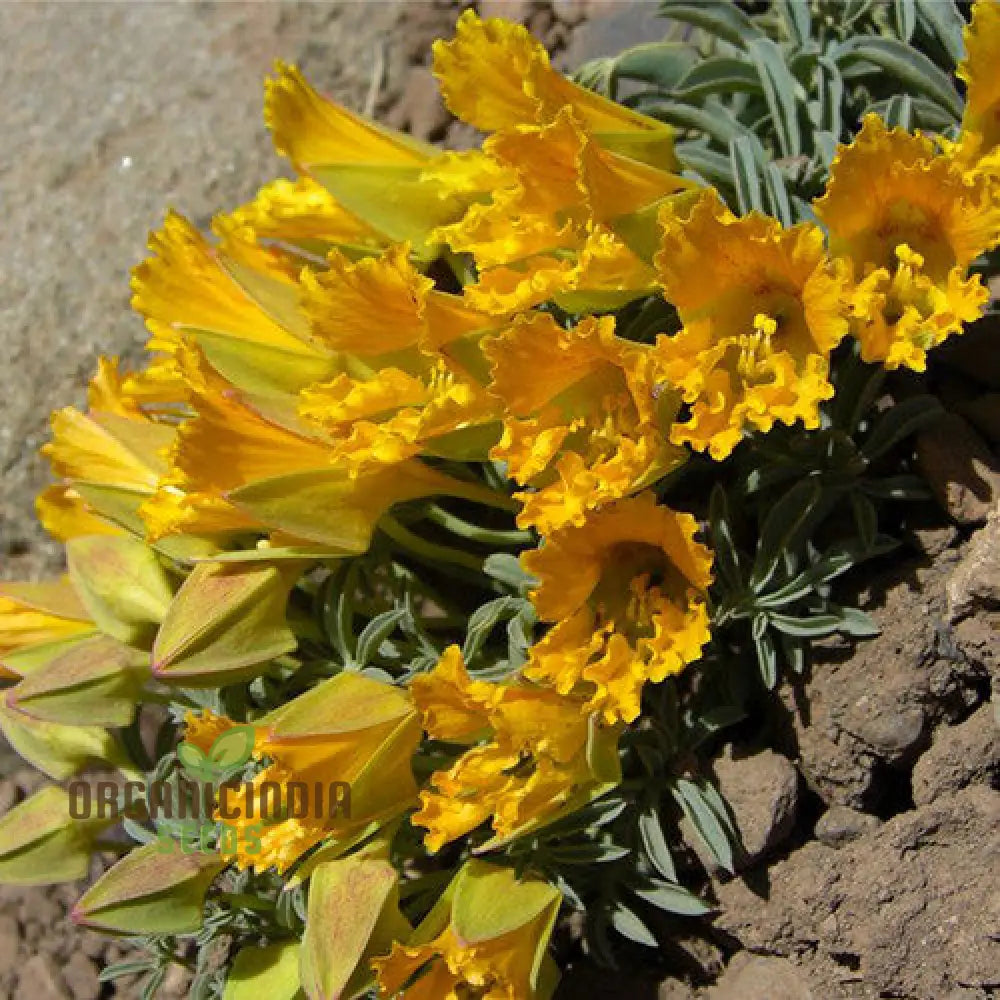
[{"left": 2, "top": 5, "right": 999, "bottom": 998}]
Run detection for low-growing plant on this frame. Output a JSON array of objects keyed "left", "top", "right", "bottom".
[{"left": 1, "top": 1, "right": 997, "bottom": 997}]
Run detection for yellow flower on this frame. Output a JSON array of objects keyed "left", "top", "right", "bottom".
[
  {"left": 411, "top": 647, "right": 620, "bottom": 852},
  {"left": 955, "top": 0, "right": 1000, "bottom": 174},
  {"left": 0, "top": 578, "right": 94, "bottom": 679},
  {"left": 433, "top": 108, "right": 685, "bottom": 315},
  {"left": 297, "top": 243, "right": 503, "bottom": 472},
  {"left": 373, "top": 860, "right": 561, "bottom": 1000},
  {"left": 433, "top": 10, "right": 677, "bottom": 168},
  {"left": 484, "top": 312, "right": 683, "bottom": 535},
  {"left": 264, "top": 62, "right": 498, "bottom": 250},
  {"left": 655, "top": 188, "right": 849, "bottom": 460},
  {"left": 131, "top": 210, "right": 337, "bottom": 397},
  {"left": 228, "top": 176, "right": 383, "bottom": 256},
  {"left": 140, "top": 345, "right": 492, "bottom": 551},
  {"left": 522, "top": 493, "right": 712, "bottom": 724},
  {"left": 815, "top": 115, "right": 1000, "bottom": 371},
  {"left": 38, "top": 358, "right": 178, "bottom": 542},
  {"left": 184, "top": 673, "right": 421, "bottom": 874}
]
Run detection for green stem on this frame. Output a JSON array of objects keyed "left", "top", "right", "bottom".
[
  {"left": 379, "top": 516, "right": 484, "bottom": 573},
  {"left": 422, "top": 503, "right": 534, "bottom": 547}
]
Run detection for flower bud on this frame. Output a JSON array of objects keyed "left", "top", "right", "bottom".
[
  {"left": 67, "top": 535, "right": 174, "bottom": 647},
  {"left": 0, "top": 786, "right": 108, "bottom": 885},
  {"left": 224, "top": 942, "right": 302, "bottom": 1000},
  {"left": 72, "top": 842, "right": 225, "bottom": 935},
  {"left": 7, "top": 635, "right": 146, "bottom": 727},
  {"left": 152, "top": 559, "right": 301, "bottom": 685},
  {"left": 300, "top": 857, "right": 410, "bottom": 1000}
]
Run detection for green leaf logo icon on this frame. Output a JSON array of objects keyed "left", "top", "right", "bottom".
[{"left": 177, "top": 725, "right": 255, "bottom": 780}]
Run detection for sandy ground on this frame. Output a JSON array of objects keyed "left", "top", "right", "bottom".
[{"left": 0, "top": 0, "right": 413, "bottom": 581}]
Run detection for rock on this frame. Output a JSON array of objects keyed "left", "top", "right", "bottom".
[
  {"left": 62, "top": 952, "right": 99, "bottom": 1000},
  {"left": 780, "top": 545, "right": 988, "bottom": 812},
  {"left": 712, "top": 747, "right": 799, "bottom": 868},
  {"left": 842, "top": 702, "right": 926, "bottom": 762},
  {"left": 912, "top": 704, "right": 1000, "bottom": 806},
  {"left": 15, "top": 954, "right": 68, "bottom": 1000},
  {"left": 562, "top": 0, "right": 674, "bottom": 66},
  {"left": 713, "top": 787, "right": 1000, "bottom": 999},
  {"left": 948, "top": 503, "right": 1000, "bottom": 621},
  {"left": 916, "top": 413, "right": 1000, "bottom": 525},
  {"left": 814, "top": 805, "right": 881, "bottom": 847},
  {"left": 708, "top": 953, "right": 814, "bottom": 1000},
  {"left": 385, "top": 65, "right": 451, "bottom": 141}
]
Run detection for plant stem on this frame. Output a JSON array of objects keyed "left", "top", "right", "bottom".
[
  {"left": 422, "top": 503, "right": 534, "bottom": 547},
  {"left": 379, "top": 516, "right": 484, "bottom": 573}
]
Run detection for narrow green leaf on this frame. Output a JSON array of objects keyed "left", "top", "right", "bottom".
[
  {"left": 861, "top": 395, "right": 944, "bottom": 461},
  {"left": 776, "top": 0, "right": 811, "bottom": 44},
  {"left": 708, "top": 484, "right": 743, "bottom": 592},
  {"left": 730, "top": 135, "right": 764, "bottom": 215},
  {"left": 633, "top": 880, "right": 712, "bottom": 916},
  {"left": 834, "top": 38, "right": 962, "bottom": 120},
  {"left": 747, "top": 37, "right": 802, "bottom": 158},
  {"left": 674, "top": 56, "right": 762, "bottom": 101},
  {"left": 751, "top": 478, "right": 822, "bottom": 589},
  {"left": 660, "top": 1, "right": 764, "bottom": 47},
  {"left": 914, "top": 0, "right": 965, "bottom": 66},
  {"left": 614, "top": 42, "right": 699, "bottom": 91},
  {"left": 764, "top": 163, "right": 793, "bottom": 227},
  {"left": 673, "top": 778, "right": 737, "bottom": 875},
  {"left": 638, "top": 808, "right": 677, "bottom": 883},
  {"left": 754, "top": 626, "right": 778, "bottom": 689},
  {"left": 850, "top": 491, "right": 879, "bottom": 550},
  {"left": 354, "top": 608, "right": 409, "bottom": 667},
  {"left": 893, "top": 0, "right": 917, "bottom": 42},
  {"left": 610, "top": 904, "right": 657, "bottom": 948}
]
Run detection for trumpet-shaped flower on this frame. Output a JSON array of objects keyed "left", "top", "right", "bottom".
[
  {"left": 411, "top": 647, "right": 620, "bottom": 852},
  {"left": 433, "top": 10, "right": 676, "bottom": 169},
  {"left": 815, "top": 115, "right": 1000, "bottom": 371},
  {"left": 140, "top": 345, "right": 494, "bottom": 551},
  {"left": 522, "top": 493, "right": 713, "bottom": 724},
  {"left": 373, "top": 861, "right": 561, "bottom": 1000},
  {"left": 38, "top": 358, "right": 180, "bottom": 542},
  {"left": 265, "top": 62, "right": 500, "bottom": 251},
  {"left": 0, "top": 578, "right": 95, "bottom": 679},
  {"left": 955, "top": 0, "right": 1000, "bottom": 174},
  {"left": 183, "top": 673, "right": 421, "bottom": 873},
  {"left": 131, "top": 210, "right": 338, "bottom": 397},
  {"left": 656, "top": 188, "right": 849, "bottom": 460},
  {"left": 484, "top": 312, "right": 683, "bottom": 534},
  {"left": 228, "top": 176, "right": 383, "bottom": 256},
  {"left": 433, "top": 108, "right": 685, "bottom": 315}
]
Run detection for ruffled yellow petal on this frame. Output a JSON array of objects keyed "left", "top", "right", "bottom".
[
  {"left": 956, "top": 0, "right": 1000, "bottom": 168},
  {"left": 131, "top": 210, "right": 320, "bottom": 358},
  {"left": 815, "top": 115, "right": 1000, "bottom": 370},
  {"left": 433, "top": 10, "right": 677, "bottom": 168},
  {"left": 227, "top": 176, "right": 382, "bottom": 251},
  {"left": 485, "top": 312, "right": 682, "bottom": 533},
  {"left": 412, "top": 651, "right": 616, "bottom": 851},
  {"left": 265, "top": 62, "right": 432, "bottom": 171},
  {"left": 522, "top": 492, "right": 713, "bottom": 723},
  {"left": 301, "top": 244, "right": 433, "bottom": 357},
  {"left": 656, "top": 188, "right": 848, "bottom": 459}
]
